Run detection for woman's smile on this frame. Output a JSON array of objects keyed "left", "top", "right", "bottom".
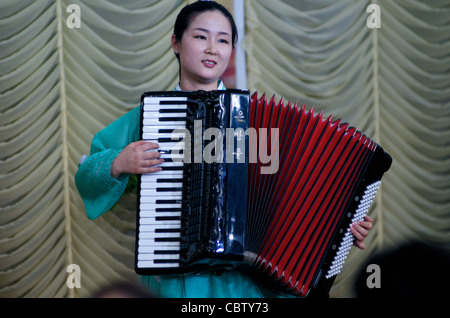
[{"left": 202, "top": 59, "right": 217, "bottom": 68}]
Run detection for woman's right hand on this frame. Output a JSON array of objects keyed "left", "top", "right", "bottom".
[{"left": 110, "top": 140, "right": 164, "bottom": 179}]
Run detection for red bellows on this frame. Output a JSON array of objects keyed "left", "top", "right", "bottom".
[{"left": 246, "top": 92, "right": 376, "bottom": 296}]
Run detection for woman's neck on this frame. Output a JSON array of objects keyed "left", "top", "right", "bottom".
[{"left": 178, "top": 78, "right": 219, "bottom": 91}]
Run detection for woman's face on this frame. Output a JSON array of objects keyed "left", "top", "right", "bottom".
[{"left": 172, "top": 10, "right": 234, "bottom": 90}]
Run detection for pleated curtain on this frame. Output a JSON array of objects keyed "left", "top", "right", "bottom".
[
  {"left": 244, "top": 0, "right": 450, "bottom": 297},
  {"left": 0, "top": 0, "right": 448, "bottom": 298}
]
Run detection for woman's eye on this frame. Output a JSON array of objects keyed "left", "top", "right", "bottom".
[
  {"left": 219, "top": 39, "right": 229, "bottom": 44},
  {"left": 195, "top": 35, "right": 206, "bottom": 40}
]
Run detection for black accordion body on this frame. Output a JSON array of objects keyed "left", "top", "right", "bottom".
[{"left": 134, "top": 89, "right": 392, "bottom": 297}]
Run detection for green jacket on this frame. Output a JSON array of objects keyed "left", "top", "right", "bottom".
[{"left": 76, "top": 106, "right": 140, "bottom": 220}]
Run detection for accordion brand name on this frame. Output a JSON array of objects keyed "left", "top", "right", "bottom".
[{"left": 170, "top": 119, "right": 279, "bottom": 175}]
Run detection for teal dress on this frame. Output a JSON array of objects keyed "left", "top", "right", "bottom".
[{"left": 75, "top": 84, "right": 293, "bottom": 298}]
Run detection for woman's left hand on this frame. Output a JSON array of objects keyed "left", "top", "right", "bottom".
[{"left": 350, "top": 215, "right": 373, "bottom": 250}]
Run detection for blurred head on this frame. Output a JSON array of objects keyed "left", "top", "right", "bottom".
[
  {"left": 355, "top": 241, "right": 450, "bottom": 298},
  {"left": 171, "top": 1, "right": 238, "bottom": 90}
]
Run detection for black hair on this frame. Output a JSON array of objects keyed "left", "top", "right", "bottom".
[{"left": 173, "top": 1, "right": 238, "bottom": 60}]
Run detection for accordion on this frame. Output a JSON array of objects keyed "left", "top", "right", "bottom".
[{"left": 134, "top": 89, "right": 392, "bottom": 297}]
